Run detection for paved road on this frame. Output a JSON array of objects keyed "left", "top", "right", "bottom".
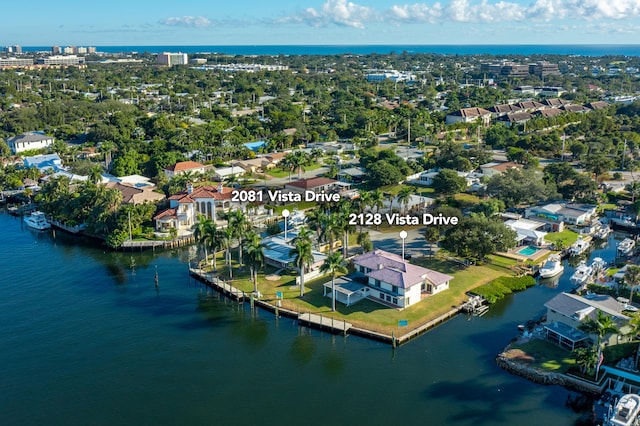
[{"left": 366, "top": 227, "right": 433, "bottom": 259}]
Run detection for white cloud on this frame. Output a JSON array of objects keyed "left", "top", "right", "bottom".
[
  {"left": 280, "top": 0, "right": 640, "bottom": 28},
  {"left": 160, "top": 16, "right": 213, "bottom": 28}
]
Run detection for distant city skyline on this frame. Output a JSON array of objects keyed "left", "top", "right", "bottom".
[{"left": 2, "top": 0, "right": 640, "bottom": 47}]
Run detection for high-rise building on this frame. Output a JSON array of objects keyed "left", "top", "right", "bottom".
[
  {"left": 157, "top": 52, "right": 188, "bottom": 66},
  {"left": 530, "top": 61, "right": 561, "bottom": 78},
  {"left": 51, "top": 46, "right": 62, "bottom": 54}
]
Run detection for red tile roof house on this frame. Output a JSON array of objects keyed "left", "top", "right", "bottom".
[
  {"left": 153, "top": 183, "right": 234, "bottom": 232},
  {"left": 351, "top": 249, "right": 453, "bottom": 309},
  {"left": 163, "top": 161, "right": 210, "bottom": 179}
]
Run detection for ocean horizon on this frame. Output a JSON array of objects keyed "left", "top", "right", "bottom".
[{"left": 21, "top": 44, "right": 640, "bottom": 57}]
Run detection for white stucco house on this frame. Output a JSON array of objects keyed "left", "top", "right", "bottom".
[{"left": 6, "top": 132, "right": 55, "bottom": 154}]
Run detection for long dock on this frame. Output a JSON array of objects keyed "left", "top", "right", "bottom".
[
  {"left": 190, "top": 268, "right": 245, "bottom": 301},
  {"left": 298, "top": 313, "right": 352, "bottom": 334},
  {"left": 189, "top": 268, "right": 470, "bottom": 346}
]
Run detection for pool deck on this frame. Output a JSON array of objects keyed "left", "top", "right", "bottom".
[{"left": 502, "top": 246, "right": 550, "bottom": 262}]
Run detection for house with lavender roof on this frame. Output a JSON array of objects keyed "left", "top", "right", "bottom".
[{"left": 351, "top": 249, "right": 453, "bottom": 309}]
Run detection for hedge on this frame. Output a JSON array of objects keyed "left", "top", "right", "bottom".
[{"left": 473, "top": 275, "right": 536, "bottom": 304}]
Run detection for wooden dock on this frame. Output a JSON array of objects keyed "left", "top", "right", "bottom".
[
  {"left": 189, "top": 268, "right": 245, "bottom": 301},
  {"left": 298, "top": 313, "right": 352, "bottom": 334}
]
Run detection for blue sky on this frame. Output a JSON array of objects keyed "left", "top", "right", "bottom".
[{"left": 3, "top": 0, "right": 640, "bottom": 46}]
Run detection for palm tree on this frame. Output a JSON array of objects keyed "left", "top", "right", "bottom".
[
  {"left": 625, "top": 265, "right": 640, "bottom": 305},
  {"left": 290, "top": 227, "right": 314, "bottom": 297},
  {"left": 193, "top": 215, "right": 212, "bottom": 267},
  {"left": 228, "top": 209, "right": 250, "bottom": 266},
  {"left": 337, "top": 201, "right": 354, "bottom": 258},
  {"left": 397, "top": 186, "right": 415, "bottom": 214},
  {"left": 320, "top": 213, "right": 342, "bottom": 255},
  {"left": 89, "top": 166, "right": 103, "bottom": 185},
  {"left": 221, "top": 226, "right": 235, "bottom": 279},
  {"left": 370, "top": 189, "right": 385, "bottom": 229},
  {"left": 244, "top": 231, "right": 264, "bottom": 293},
  {"left": 320, "top": 252, "right": 348, "bottom": 312},
  {"left": 579, "top": 310, "right": 620, "bottom": 348},
  {"left": 207, "top": 222, "right": 223, "bottom": 272}
]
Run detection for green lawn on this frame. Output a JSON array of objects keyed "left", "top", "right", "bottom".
[
  {"left": 200, "top": 251, "right": 514, "bottom": 335},
  {"left": 545, "top": 229, "right": 579, "bottom": 245},
  {"left": 267, "top": 201, "right": 317, "bottom": 214},
  {"left": 508, "top": 339, "right": 576, "bottom": 373}
]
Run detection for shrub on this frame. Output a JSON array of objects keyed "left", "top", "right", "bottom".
[{"left": 473, "top": 276, "right": 535, "bottom": 304}]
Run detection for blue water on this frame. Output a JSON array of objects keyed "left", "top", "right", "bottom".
[
  {"left": 0, "top": 210, "right": 590, "bottom": 425},
  {"left": 21, "top": 44, "right": 640, "bottom": 56}
]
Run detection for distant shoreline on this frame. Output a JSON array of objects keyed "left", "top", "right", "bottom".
[{"left": 19, "top": 44, "right": 640, "bottom": 57}]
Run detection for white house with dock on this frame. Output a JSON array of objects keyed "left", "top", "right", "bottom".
[{"left": 347, "top": 249, "right": 453, "bottom": 309}]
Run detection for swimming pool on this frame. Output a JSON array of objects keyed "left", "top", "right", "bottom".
[{"left": 518, "top": 246, "right": 540, "bottom": 256}]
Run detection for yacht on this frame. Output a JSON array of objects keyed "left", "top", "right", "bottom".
[
  {"left": 23, "top": 211, "right": 51, "bottom": 230},
  {"left": 607, "top": 393, "right": 640, "bottom": 426},
  {"left": 539, "top": 254, "right": 564, "bottom": 278},
  {"left": 595, "top": 225, "right": 612, "bottom": 240},
  {"left": 569, "top": 237, "right": 590, "bottom": 256},
  {"left": 618, "top": 238, "right": 636, "bottom": 257},
  {"left": 570, "top": 260, "right": 593, "bottom": 287},
  {"left": 590, "top": 257, "right": 609, "bottom": 276}
]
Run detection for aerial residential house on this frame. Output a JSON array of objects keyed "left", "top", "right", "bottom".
[
  {"left": 105, "top": 182, "right": 166, "bottom": 205},
  {"left": 535, "top": 108, "right": 564, "bottom": 119},
  {"left": 525, "top": 203, "right": 597, "bottom": 226},
  {"left": 153, "top": 183, "right": 234, "bottom": 232},
  {"left": 163, "top": 161, "right": 209, "bottom": 179},
  {"left": 284, "top": 177, "right": 339, "bottom": 195},
  {"left": 505, "top": 218, "right": 547, "bottom": 247},
  {"left": 515, "top": 100, "right": 546, "bottom": 112},
  {"left": 351, "top": 250, "right": 453, "bottom": 309},
  {"left": 23, "top": 154, "right": 63, "bottom": 172},
  {"left": 586, "top": 101, "right": 610, "bottom": 111},
  {"left": 543, "top": 98, "right": 571, "bottom": 108},
  {"left": 543, "top": 292, "right": 631, "bottom": 349},
  {"left": 6, "top": 132, "right": 55, "bottom": 154},
  {"left": 479, "top": 161, "right": 523, "bottom": 178},
  {"left": 497, "top": 111, "right": 533, "bottom": 127},
  {"left": 337, "top": 167, "right": 367, "bottom": 184},
  {"left": 445, "top": 107, "right": 492, "bottom": 125},
  {"left": 488, "top": 104, "right": 524, "bottom": 118},
  {"left": 211, "top": 166, "right": 245, "bottom": 181},
  {"left": 561, "top": 104, "right": 591, "bottom": 114},
  {"left": 265, "top": 152, "right": 287, "bottom": 165},
  {"left": 233, "top": 157, "right": 274, "bottom": 173}
]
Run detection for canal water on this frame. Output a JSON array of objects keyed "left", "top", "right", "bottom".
[{"left": 1, "top": 211, "right": 609, "bottom": 425}]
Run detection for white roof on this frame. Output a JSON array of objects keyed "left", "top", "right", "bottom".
[{"left": 214, "top": 167, "right": 245, "bottom": 177}]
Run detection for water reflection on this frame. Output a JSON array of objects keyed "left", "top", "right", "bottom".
[{"left": 290, "top": 330, "right": 316, "bottom": 365}]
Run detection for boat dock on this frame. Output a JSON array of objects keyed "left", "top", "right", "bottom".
[
  {"left": 189, "top": 267, "right": 470, "bottom": 346},
  {"left": 190, "top": 268, "right": 245, "bottom": 301},
  {"left": 298, "top": 313, "right": 352, "bottom": 335}
]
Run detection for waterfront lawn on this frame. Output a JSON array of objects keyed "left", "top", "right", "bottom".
[
  {"left": 545, "top": 229, "right": 579, "bottom": 246},
  {"left": 204, "top": 252, "right": 515, "bottom": 335},
  {"left": 509, "top": 339, "right": 576, "bottom": 373}
]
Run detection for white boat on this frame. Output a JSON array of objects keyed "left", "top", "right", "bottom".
[
  {"left": 618, "top": 238, "right": 636, "bottom": 257},
  {"left": 23, "top": 211, "right": 51, "bottom": 230},
  {"left": 288, "top": 210, "right": 306, "bottom": 228},
  {"left": 569, "top": 237, "right": 590, "bottom": 256},
  {"left": 590, "top": 257, "right": 609, "bottom": 276},
  {"left": 595, "top": 225, "right": 612, "bottom": 240},
  {"left": 570, "top": 260, "right": 593, "bottom": 286},
  {"left": 607, "top": 393, "right": 640, "bottom": 426},
  {"left": 539, "top": 254, "right": 564, "bottom": 278}
]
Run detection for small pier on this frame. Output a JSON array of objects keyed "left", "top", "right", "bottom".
[
  {"left": 189, "top": 268, "right": 245, "bottom": 301},
  {"left": 298, "top": 313, "right": 352, "bottom": 334}
]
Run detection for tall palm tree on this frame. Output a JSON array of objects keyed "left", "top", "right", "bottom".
[
  {"left": 397, "top": 186, "right": 415, "bottom": 215},
  {"left": 244, "top": 231, "right": 264, "bottom": 293},
  {"left": 228, "top": 209, "right": 250, "bottom": 266},
  {"left": 625, "top": 265, "right": 640, "bottom": 305},
  {"left": 320, "top": 213, "right": 341, "bottom": 255},
  {"left": 305, "top": 208, "right": 327, "bottom": 249},
  {"left": 337, "top": 201, "right": 354, "bottom": 258},
  {"left": 221, "top": 226, "right": 235, "bottom": 279},
  {"left": 370, "top": 189, "right": 385, "bottom": 229},
  {"left": 290, "top": 227, "right": 314, "bottom": 297},
  {"left": 320, "top": 252, "right": 348, "bottom": 312},
  {"left": 193, "top": 215, "right": 212, "bottom": 267}
]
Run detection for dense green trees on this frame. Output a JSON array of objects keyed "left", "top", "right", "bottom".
[
  {"left": 441, "top": 214, "right": 517, "bottom": 262},
  {"left": 485, "top": 168, "right": 558, "bottom": 207},
  {"left": 432, "top": 169, "right": 467, "bottom": 195}
]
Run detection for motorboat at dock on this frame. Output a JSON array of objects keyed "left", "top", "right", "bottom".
[
  {"left": 570, "top": 260, "right": 593, "bottom": 287},
  {"left": 618, "top": 238, "right": 636, "bottom": 257},
  {"left": 569, "top": 237, "right": 590, "bottom": 256},
  {"left": 23, "top": 211, "right": 51, "bottom": 230},
  {"left": 538, "top": 254, "right": 564, "bottom": 278}
]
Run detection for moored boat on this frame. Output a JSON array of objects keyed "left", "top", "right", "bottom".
[
  {"left": 539, "top": 254, "right": 564, "bottom": 278},
  {"left": 569, "top": 237, "right": 590, "bottom": 256},
  {"left": 570, "top": 260, "right": 593, "bottom": 287},
  {"left": 618, "top": 238, "right": 636, "bottom": 257},
  {"left": 23, "top": 211, "right": 51, "bottom": 230},
  {"left": 595, "top": 225, "right": 612, "bottom": 240},
  {"left": 606, "top": 393, "right": 640, "bottom": 426}
]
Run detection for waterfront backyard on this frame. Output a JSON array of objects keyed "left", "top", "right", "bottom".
[{"left": 197, "top": 251, "right": 519, "bottom": 336}]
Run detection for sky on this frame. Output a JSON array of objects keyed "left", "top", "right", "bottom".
[{"left": 3, "top": 0, "right": 640, "bottom": 46}]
